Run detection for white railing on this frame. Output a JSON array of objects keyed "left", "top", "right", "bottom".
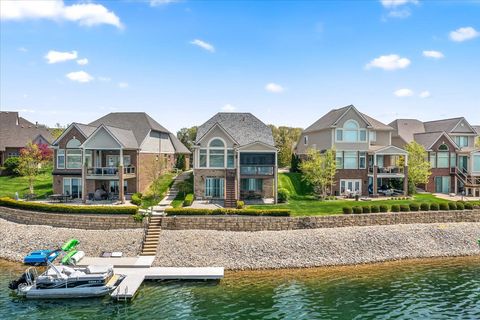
[{"left": 87, "top": 167, "right": 135, "bottom": 176}]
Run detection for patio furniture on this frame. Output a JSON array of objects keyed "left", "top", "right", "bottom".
[
  {"left": 49, "top": 194, "right": 71, "bottom": 203},
  {"left": 24, "top": 193, "right": 37, "bottom": 201}
]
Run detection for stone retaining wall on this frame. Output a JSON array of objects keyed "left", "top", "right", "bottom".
[
  {"left": 0, "top": 206, "right": 144, "bottom": 230},
  {"left": 160, "top": 210, "right": 480, "bottom": 232}
]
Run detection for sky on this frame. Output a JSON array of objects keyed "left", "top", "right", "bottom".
[{"left": 1, "top": 0, "right": 479, "bottom": 133}]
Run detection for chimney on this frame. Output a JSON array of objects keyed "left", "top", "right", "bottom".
[{"left": 35, "top": 121, "right": 38, "bottom": 128}]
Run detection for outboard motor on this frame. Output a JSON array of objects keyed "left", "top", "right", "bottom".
[{"left": 8, "top": 270, "right": 35, "bottom": 290}]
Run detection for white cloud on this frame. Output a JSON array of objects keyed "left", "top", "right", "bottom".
[
  {"left": 265, "top": 83, "right": 285, "bottom": 93},
  {"left": 419, "top": 91, "right": 431, "bottom": 98},
  {"left": 118, "top": 82, "right": 129, "bottom": 88},
  {"left": 66, "top": 71, "right": 93, "bottom": 83},
  {"left": 45, "top": 50, "right": 78, "bottom": 64},
  {"left": 380, "top": 0, "right": 418, "bottom": 8},
  {"left": 98, "top": 76, "right": 111, "bottom": 82},
  {"left": 221, "top": 104, "right": 236, "bottom": 112},
  {"left": 449, "top": 27, "right": 479, "bottom": 42},
  {"left": 0, "top": 0, "right": 123, "bottom": 29},
  {"left": 150, "top": 0, "right": 180, "bottom": 6},
  {"left": 366, "top": 54, "right": 411, "bottom": 71},
  {"left": 387, "top": 9, "right": 411, "bottom": 18},
  {"left": 76, "top": 58, "right": 89, "bottom": 65},
  {"left": 17, "top": 47, "right": 28, "bottom": 52},
  {"left": 190, "top": 39, "right": 215, "bottom": 53},
  {"left": 394, "top": 88, "right": 414, "bottom": 97},
  {"left": 422, "top": 50, "right": 444, "bottom": 59}
]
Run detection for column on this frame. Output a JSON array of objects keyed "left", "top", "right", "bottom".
[
  {"left": 274, "top": 152, "right": 278, "bottom": 204},
  {"left": 373, "top": 165, "right": 378, "bottom": 196},
  {"left": 236, "top": 150, "right": 240, "bottom": 201},
  {"left": 82, "top": 148, "right": 87, "bottom": 203},
  {"left": 119, "top": 148, "right": 125, "bottom": 204},
  {"left": 403, "top": 165, "right": 408, "bottom": 196}
]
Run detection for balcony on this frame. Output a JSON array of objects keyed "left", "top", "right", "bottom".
[
  {"left": 368, "top": 166, "right": 405, "bottom": 177},
  {"left": 86, "top": 166, "right": 136, "bottom": 179},
  {"left": 240, "top": 165, "right": 274, "bottom": 176}
]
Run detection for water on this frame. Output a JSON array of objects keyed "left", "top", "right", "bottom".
[{"left": 0, "top": 257, "right": 479, "bottom": 319}]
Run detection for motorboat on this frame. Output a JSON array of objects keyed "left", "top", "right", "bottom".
[
  {"left": 9, "top": 261, "right": 125, "bottom": 299},
  {"left": 23, "top": 249, "right": 61, "bottom": 266}
]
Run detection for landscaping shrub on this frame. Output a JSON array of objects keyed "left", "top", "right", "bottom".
[
  {"left": 430, "top": 203, "right": 439, "bottom": 211},
  {"left": 183, "top": 193, "right": 194, "bottom": 207},
  {"left": 409, "top": 203, "right": 420, "bottom": 211},
  {"left": 391, "top": 204, "right": 400, "bottom": 212},
  {"left": 400, "top": 204, "right": 410, "bottom": 212},
  {"left": 420, "top": 203, "right": 430, "bottom": 211},
  {"left": 352, "top": 206, "right": 363, "bottom": 214},
  {"left": 165, "top": 208, "right": 291, "bottom": 216},
  {"left": 379, "top": 204, "right": 389, "bottom": 213},
  {"left": 448, "top": 202, "right": 457, "bottom": 210},
  {"left": 131, "top": 193, "right": 142, "bottom": 206},
  {"left": 278, "top": 188, "right": 290, "bottom": 203},
  {"left": 3, "top": 157, "right": 20, "bottom": 175},
  {"left": 342, "top": 207, "right": 353, "bottom": 214},
  {"left": 370, "top": 205, "right": 380, "bottom": 213},
  {"left": 464, "top": 202, "right": 474, "bottom": 210},
  {"left": 0, "top": 197, "right": 138, "bottom": 215},
  {"left": 362, "top": 206, "right": 371, "bottom": 213},
  {"left": 236, "top": 200, "right": 245, "bottom": 209},
  {"left": 456, "top": 202, "right": 464, "bottom": 210},
  {"left": 439, "top": 203, "right": 449, "bottom": 211},
  {"left": 132, "top": 213, "right": 144, "bottom": 222}
]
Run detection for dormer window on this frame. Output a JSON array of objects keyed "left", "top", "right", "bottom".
[{"left": 336, "top": 120, "right": 367, "bottom": 142}]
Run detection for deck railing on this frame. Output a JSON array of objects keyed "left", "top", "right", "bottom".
[{"left": 86, "top": 166, "right": 136, "bottom": 176}]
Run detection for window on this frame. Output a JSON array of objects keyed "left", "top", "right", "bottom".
[
  {"left": 109, "top": 180, "right": 128, "bottom": 194},
  {"left": 359, "top": 130, "right": 367, "bottom": 142},
  {"left": 359, "top": 152, "right": 366, "bottom": 169},
  {"left": 430, "top": 152, "right": 436, "bottom": 168},
  {"left": 336, "top": 129, "right": 343, "bottom": 142},
  {"left": 369, "top": 131, "right": 376, "bottom": 143},
  {"left": 344, "top": 151, "right": 358, "bottom": 169},
  {"left": 454, "top": 136, "right": 468, "bottom": 147},
  {"left": 66, "top": 138, "right": 81, "bottom": 148},
  {"left": 241, "top": 178, "right": 263, "bottom": 191},
  {"left": 450, "top": 153, "right": 456, "bottom": 168},
  {"left": 205, "top": 178, "right": 224, "bottom": 198},
  {"left": 304, "top": 136, "right": 308, "bottom": 145},
  {"left": 66, "top": 149, "right": 82, "bottom": 169},
  {"left": 227, "top": 150, "right": 235, "bottom": 168},
  {"left": 438, "top": 144, "right": 449, "bottom": 151},
  {"left": 63, "top": 178, "right": 82, "bottom": 198},
  {"left": 85, "top": 150, "right": 93, "bottom": 168},
  {"left": 340, "top": 179, "right": 362, "bottom": 195},
  {"left": 336, "top": 120, "right": 366, "bottom": 143},
  {"left": 336, "top": 151, "right": 343, "bottom": 169},
  {"left": 57, "top": 149, "right": 65, "bottom": 169},
  {"left": 473, "top": 154, "right": 480, "bottom": 172},
  {"left": 209, "top": 139, "right": 224, "bottom": 148},
  {"left": 199, "top": 149, "right": 207, "bottom": 167},
  {"left": 437, "top": 152, "right": 449, "bottom": 168},
  {"left": 107, "top": 155, "right": 130, "bottom": 167},
  {"left": 209, "top": 149, "right": 225, "bottom": 168}
]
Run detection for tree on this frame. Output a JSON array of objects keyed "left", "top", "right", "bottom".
[
  {"left": 175, "top": 154, "right": 186, "bottom": 171},
  {"left": 269, "top": 125, "right": 303, "bottom": 168},
  {"left": 405, "top": 141, "right": 431, "bottom": 194},
  {"left": 17, "top": 142, "right": 44, "bottom": 195},
  {"left": 177, "top": 126, "right": 198, "bottom": 152},
  {"left": 290, "top": 153, "right": 300, "bottom": 173},
  {"left": 299, "top": 148, "right": 337, "bottom": 198},
  {"left": 49, "top": 123, "right": 67, "bottom": 140},
  {"left": 476, "top": 136, "right": 480, "bottom": 148},
  {"left": 146, "top": 155, "right": 168, "bottom": 200}
]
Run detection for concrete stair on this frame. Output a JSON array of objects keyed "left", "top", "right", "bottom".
[{"left": 140, "top": 216, "right": 162, "bottom": 256}]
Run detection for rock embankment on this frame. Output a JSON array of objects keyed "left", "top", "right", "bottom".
[
  {"left": 154, "top": 222, "right": 480, "bottom": 270},
  {"left": 0, "top": 218, "right": 143, "bottom": 262}
]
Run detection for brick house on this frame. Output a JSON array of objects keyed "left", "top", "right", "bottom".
[
  {"left": 296, "top": 105, "right": 409, "bottom": 196},
  {"left": 193, "top": 113, "right": 278, "bottom": 207},
  {"left": 0, "top": 111, "right": 54, "bottom": 166},
  {"left": 390, "top": 117, "right": 480, "bottom": 196},
  {"left": 50, "top": 112, "right": 190, "bottom": 202}
]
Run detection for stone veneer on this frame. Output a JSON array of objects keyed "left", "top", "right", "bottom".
[
  {"left": 160, "top": 210, "right": 480, "bottom": 232},
  {"left": 0, "top": 206, "right": 144, "bottom": 230}
]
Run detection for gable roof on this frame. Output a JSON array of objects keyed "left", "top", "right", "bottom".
[
  {"left": 195, "top": 112, "right": 274, "bottom": 146},
  {"left": 0, "top": 111, "right": 54, "bottom": 151},
  {"left": 168, "top": 133, "right": 191, "bottom": 154},
  {"left": 389, "top": 119, "right": 425, "bottom": 143},
  {"left": 423, "top": 117, "right": 476, "bottom": 134},
  {"left": 89, "top": 112, "right": 169, "bottom": 145},
  {"left": 304, "top": 105, "right": 393, "bottom": 133},
  {"left": 81, "top": 124, "right": 138, "bottom": 149},
  {"left": 413, "top": 131, "right": 458, "bottom": 150},
  {"left": 473, "top": 125, "right": 480, "bottom": 135}
]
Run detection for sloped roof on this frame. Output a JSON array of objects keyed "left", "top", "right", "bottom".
[
  {"left": 195, "top": 112, "right": 274, "bottom": 146},
  {"left": 473, "top": 125, "right": 480, "bottom": 135},
  {"left": 0, "top": 111, "right": 54, "bottom": 151},
  {"left": 169, "top": 133, "right": 191, "bottom": 154},
  {"left": 89, "top": 112, "right": 169, "bottom": 145},
  {"left": 104, "top": 125, "right": 138, "bottom": 148},
  {"left": 304, "top": 105, "right": 393, "bottom": 133},
  {"left": 423, "top": 117, "right": 465, "bottom": 133},
  {"left": 413, "top": 131, "right": 454, "bottom": 150},
  {"left": 389, "top": 119, "right": 425, "bottom": 143},
  {"left": 74, "top": 123, "right": 97, "bottom": 138}
]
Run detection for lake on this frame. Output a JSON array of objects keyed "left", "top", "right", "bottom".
[{"left": 1, "top": 257, "right": 479, "bottom": 319}]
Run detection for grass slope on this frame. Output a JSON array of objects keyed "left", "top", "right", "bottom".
[{"left": 0, "top": 171, "right": 53, "bottom": 199}]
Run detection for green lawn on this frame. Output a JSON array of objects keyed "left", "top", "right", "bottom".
[
  {"left": 249, "top": 173, "right": 450, "bottom": 216},
  {"left": 0, "top": 170, "right": 53, "bottom": 199},
  {"left": 141, "top": 173, "right": 176, "bottom": 208}
]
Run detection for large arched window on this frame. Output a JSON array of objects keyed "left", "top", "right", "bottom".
[
  {"left": 208, "top": 138, "right": 225, "bottom": 168},
  {"left": 438, "top": 144, "right": 449, "bottom": 151},
  {"left": 437, "top": 144, "right": 449, "bottom": 168},
  {"left": 209, "top": 139, "right": 225, "bottom": 148},
  {"left": 336, "top": 120, "right": 366, "bottom": 142},
  {"left": 66, "top": 138, "right": 81, "bottom": 148}
]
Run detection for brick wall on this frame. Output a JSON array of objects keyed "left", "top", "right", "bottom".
[
  {"left": 194, "top": 169, "right": 226, "bottom": 199},
  {"left": 137, "top": 153, "right": 176, "bottom": 192},
  {"left": 334, "top": 169, "right": 369, "bottom": 196}
]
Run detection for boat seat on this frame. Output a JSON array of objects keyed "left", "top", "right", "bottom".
[{"left": 86, "top": 265, "right": 112, "bottom": 274}]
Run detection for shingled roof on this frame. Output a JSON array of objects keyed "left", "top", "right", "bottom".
[
  {"left": 195, "top": 112, "right": 275, "bottom": 146},
  {"left": 423, "top": 117, "right": 469, "bottom": 133},
  {"left": 0, "top": 111, "right": 54, "bottom": 151},
  {"left": 389, "top": 119, "right": 425, "bottom": 143}
]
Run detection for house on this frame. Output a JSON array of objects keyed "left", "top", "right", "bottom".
[
  {"left": 390, "top": 117, "right": 480, "bottom": 196},
  {"left": 0, "top": 111, "right": 54, "bottom": 166},
  {"left": 50, "top": 112, "right": 190, "bottom": 202},
  {"left": 193, "top": 112, "right": 278, "bottom": 207},
  {"left": 296, "top": 105, "right": 409, "bottom": 196}
]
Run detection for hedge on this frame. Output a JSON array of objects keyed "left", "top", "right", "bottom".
[
  {"left": 379, "top": 205, "right": 389, "bottom": 213},
  {"left": 131, "top": 193, "right": 142, "bottom": 206},
  {"left": 0, "top": 197, "right": 138, "bottom": 215},
  {"left": 400, "top": 204, "right": 410, "bottom": 212},
  {"left": 183, "top": 194, "right": 194, "bottom": 207},
  {"left": 391, "top": 204, "right": 400, "bottom": 212},
  {"left": 456, "top": 202, "right": 465, "bottom": 210},
  {"left": 352, "top": 206, "right": 363, "bottom": 214},
  {"left": 165, "top": 208, "right": 291, "bottom": 216},
  {"left": 448, "top": 202, "right": 457, "bottom": 210},
  {"left": 370, "top": 205, "right": 380, "bottom": 213},
  {"left": 420, "top": 203, "right": 430, "bottom": 211},
  {"left": 430, "top": 203, "right": 439, "bottom": 211},
  {"left": 362, "top": 206, "right": 371, "bottom": 213},
  {"left": 409, "top": 203, "right": 420, "bottom": 212},
  {"left": 343, "top": 207, "right": 353, "bottom": 214},
  {"left": 464, "top": 202, "right": 474, "bottom": 210},
  {"left": 439, "top": 203, "right": 449, "bottom": 211}
]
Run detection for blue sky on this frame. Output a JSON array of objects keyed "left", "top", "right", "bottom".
[{"left": 1, "top": 0, "right": 479, "bottom": 133}]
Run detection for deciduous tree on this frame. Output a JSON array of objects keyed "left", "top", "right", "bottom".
[
  {"left": 405, "top": 141, "right": 431, "bottom": 194},
  {"left": 299, "top": 148, "right": 337, "bottom": 198},
  {"left": 17, "top": 142, "right": 44, "bottom": 194}
]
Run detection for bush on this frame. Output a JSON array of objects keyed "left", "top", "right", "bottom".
[
  {"left": 391, "top": 204, "right": 400, "bottom": 212},
  {"left": 183, "top": 193, "right": 194, "bottom": 207},
  {"left": 236, "top": 200, "right": 245, "bottom": 209},
  {"left": 132, "top": 213, "right": 144, "bottom": 222},
  {"left": 278, "top": 188, "right": 289, "bottom": 203},
  {"left": 420, "top": 203, "right": 430, "bottom": 211},
  {"left": 0, "top": 197, "right": 138, "bottom": 215},
  {"left": 400, "top": 204, "right": 410, "bottom": 212},
  {"left": 456, "top": 202, "right": 464, "bottom": 210},
  {"left": 3, "top": 157, "right": 20, "bottom": 175},
  {"left": 370, "top": 205, "right": 379, "bottom": 213},
  {"left": 448, "top": 202, "right": 457, "bottom": 210},
  {"left": 379, "top": 204, "right": 389, "bottom": 213},
  {"left": 131, "top": 193, "right": 142, "bottom": 206},
  {"left": 352, "top": 206, "right": 363, "bottom": 214},
  {"left": 362, "top": 206, "right": 371, "bottom": 213},
  {"left": 342, "top": 207, "right": 353, "bottom": 214},
  {"left": 165, "top": 208, "right": 291, "bottom": 216},
  {"left": 409, "top": 203, "right": 420, "bottom": 211},
  {"left": 430, "top": 203, "right": 439, "bottom": 211},
  {"left": 439, "top": 203, "right": 449, "bottom": 211},
  {"left": 464, "top": 202, "right": 474, "bottom": 210}
]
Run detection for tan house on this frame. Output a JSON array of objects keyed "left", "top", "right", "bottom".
[
  {"left": 390, "top": 117, "right": 480, "bottom": 196},
  {"left": 193, "top": 113, "right": 278, "bottom": 207},
  {"left": 296, "top": 105, "right": 409, "bottom": 196},
  {"left": 0, "top": 111, "right": 54, "bottom": 166},
  {"left": 50, "top": 112, "right": 190, "bottom": 201}
]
